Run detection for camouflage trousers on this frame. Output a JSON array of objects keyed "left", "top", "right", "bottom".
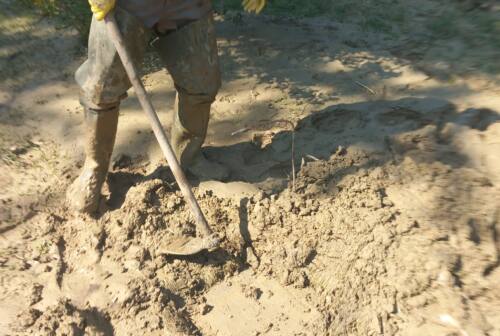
[{"left": 75, "top": 8, "right": 221, "bottom": 162}]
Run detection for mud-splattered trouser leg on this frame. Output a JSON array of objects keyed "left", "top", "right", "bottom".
[
  {"left": 75, "top": 8, "right": 150, "bottom": 110},
  {"left": 153, "top": 14, "right": 221, "bottom": 167},
  {"left": 76, "top": 10, "right": 221, "bottom": 168},
  {"left": 69, "top": 9, "right": 149, "bottom": 213}
]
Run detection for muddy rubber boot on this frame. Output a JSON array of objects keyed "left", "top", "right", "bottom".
[
  {"left": 66, "top": 106, "right": 119, "bottom": 213},
  {"left": 170, "top": 95, "right": 229, "bottom": 181}
]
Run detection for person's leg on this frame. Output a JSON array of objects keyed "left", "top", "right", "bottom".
[
  {"left": 153, "top": 13, "right": 228, "bottom": 180},
  {"left": 68, "top": 9, "right": 149, "bottom": 213},
  {"left": 66, "top": 106, "right": 119, "bottom": 212}
]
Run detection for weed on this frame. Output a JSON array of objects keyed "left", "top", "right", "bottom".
[{"left": 37, "top": 240, "right": 51, "bottom": 256}]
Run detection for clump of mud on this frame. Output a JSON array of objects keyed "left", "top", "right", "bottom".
[
  {"left": 18, "top": 299, "right": 111, "bottom": 336},
  {"left": 20, "top": 179, "right": 246, "bottom": 335},
  {"left": 101, "top": 179, "right": 244, "bottom": 292}
]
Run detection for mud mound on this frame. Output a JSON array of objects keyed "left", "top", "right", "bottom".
[
  {"left": 101, "top": 179, "right": 244, "bottom": 288},
  {"left": 17, "top": 299, "right": 112, "bottom": 336},
  {"left": 35, "top": 180, "right": 247, "bottom": 335}
]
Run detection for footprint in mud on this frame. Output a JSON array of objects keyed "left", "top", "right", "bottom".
[
  {"left": 310, "top": 107, "right": 366, "bottom": 133},
  {"left": 376, "top": 106, "right": 430, "bottom": 127},
  {"left": 455, "top": 107, "right": 500, "bottom": 131}
]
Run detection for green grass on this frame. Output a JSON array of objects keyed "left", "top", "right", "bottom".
[
  {"left": 23, "top": 0, "right": 407, "bottom": 41},
  {"left": 19, "top": 0, "right": 91, "bottom": 41},
  {"left": 215, "top": 0, "right": 407, "bottom": 32},
  {"left": 428, "top": 11, "right": 460, "bottom": 38},
  {"left": 473, "top": 12, "right": 500, "bottom": 48},
  {"left": 16, "top": 0, "right": 500, "bottom": 72}
]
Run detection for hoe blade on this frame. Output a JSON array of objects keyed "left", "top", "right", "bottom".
[{"left": 158, "top": 234, "right": 220, "bottom": 256}]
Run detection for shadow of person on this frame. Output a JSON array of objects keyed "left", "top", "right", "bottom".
[{"left": 202, "top": 97, "right": 499, "bottom": 194}]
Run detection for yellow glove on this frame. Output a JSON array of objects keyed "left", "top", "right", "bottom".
[
  {"left": 243, "top": 0, "right": 266, "bottom": 14},
  {"left": 88, "top": 0, "right": 116, "bottom": 21}
]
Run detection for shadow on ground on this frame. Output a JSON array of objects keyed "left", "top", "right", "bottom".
[
  {"left": 204, "top": 97, "right": 498, "bottom": 188},
  {"left": 108, "top": 96, "right": 499, "bottom": 202}
]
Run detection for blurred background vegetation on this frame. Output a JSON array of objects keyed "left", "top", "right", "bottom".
[
  {"left": 19, "top": 0, "right": 91, "bottom": 40},
  {"left": 18, "top": 0, "right": 500, "bottom": 71},
  {"left": 21, "top": 0, "right": 408, "bottom": 41}
]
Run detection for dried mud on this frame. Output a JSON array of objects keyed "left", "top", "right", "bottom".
[{"left": 3, "top": 98, "right": 500, "bottom": 336}]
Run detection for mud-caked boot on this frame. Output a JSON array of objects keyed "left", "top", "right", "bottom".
[
  {"left": 67, "top": 106, "right": 119, "bottom": 213},
  {"left": 170, "top": 103, "right": 229, "bottom": 181}
]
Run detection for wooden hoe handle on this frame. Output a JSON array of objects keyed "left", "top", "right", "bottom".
[{"left": 104, "top": 13, "right": 214, "bottom": 238}]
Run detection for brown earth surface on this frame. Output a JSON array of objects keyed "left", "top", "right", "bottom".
[{"left": 1, "top": 1, "right": 500, "bottom": 335}]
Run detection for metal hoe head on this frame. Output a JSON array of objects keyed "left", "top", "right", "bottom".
[{"left": 158, "top": 233, "right": 220, "bottom": 256}]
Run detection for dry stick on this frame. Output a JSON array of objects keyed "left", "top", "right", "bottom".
[
  {"left": 306, "top": 154, "right": 320, "bottom": 161},
  {"left": 230, "top": 127, "right": 249, "bottom": 136},
  {"left": 354, "top": 80, "right": 376, "bottom": 95}
]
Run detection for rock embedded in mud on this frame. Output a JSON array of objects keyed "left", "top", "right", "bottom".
[
  {"left": 199, "top": 303, "right": 213, "bottom": 315},
  {"left": 112, "top": 153, "right": 133, "bottom": 169},
  {"left": 298, "top": 207, "right": 311, "bottom": 217},
  {"left": 304, "top": 183, "right": 324, "bottom": 196},
  {"left": 24, "top": 299, "right": 91, "bottom": 335},
  {"left": 246, "top": 246, "right": 260, "bottom": 269},
  {"left": 292, "top": 270, "right": 310, "bottom": 288},
  {"left": 280, "top": 269, "right": 291, "bottom": 286},
  {"left": 242, "top": 284, "right": 263, "bottom": 301},
  {"left": 28, "top": 283, "right": 44, "bottom": 306},
  {"left": 16, "top": 308, "right": 42, "bottom": 328}
]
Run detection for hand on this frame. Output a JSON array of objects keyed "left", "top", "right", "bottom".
[
  {"left": 242, "top": 0, "right": 266, "bottom": 14},
  {"left": 88, "top": 0, "right": 116, "bottom": 20}
]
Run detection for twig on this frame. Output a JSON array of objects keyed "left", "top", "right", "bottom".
[
  {"left": 231, "top": 127, "right": 249, "bottom": 136},
  {"left": 306, "top": 154, "right": 320, "bottom": 161},
  {"left": 354, "top": 80, "right": 376, "bottom": 95}
]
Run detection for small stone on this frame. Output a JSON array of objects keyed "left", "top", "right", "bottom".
[
  {"left": 17, "top": 308, "right": 42, "bottom": 328},
  {"left": 244, "top": 286, "right": 263, "bottom": 300},
  {"left": 112, "top": 154, "right": 132, "bottom": 169},
  {"left": 10, "top": 146, "right": 27, "bottom": 155},
  {"left": 335, "top": 146, "right": 347, "bottom": 156},
  {"left": 246, "top": 247, "right": 260, "bottom": 269},
  {"left": 436, "top": 268, "right": 454, "bottom": 287},
  {"left": 29, "top": 283, "right": 44, "bottom": 306},
  {"left": 200, "top": 303, "right": 213, "bottom": 315}
]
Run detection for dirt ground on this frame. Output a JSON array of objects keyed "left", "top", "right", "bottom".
[{"left": 1, "top": 0, "right": 500, "bottom": 335}]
